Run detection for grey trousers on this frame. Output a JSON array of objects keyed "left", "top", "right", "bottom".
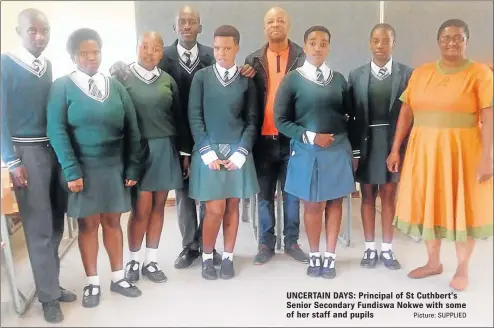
[
  {"left": 12, "top": 143, "right": 67, "bottom": 303},
  {"left": 176, "top": 180, "right": 205, "bottom": 251}
]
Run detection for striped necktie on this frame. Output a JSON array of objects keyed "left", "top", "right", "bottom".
[
  {"left": 218, "top": 144, "right": 231, "bottom": 157},
  {"left": 184, "top": 51, "right": 192, "bottom": 67},
  {"left": 316, "top": 68, "right": 324, "bottom": 82},
  {"left": 224, "top": 71, "right": 230, "bottom": 82},
  {"left": 32, "top": 59, "right": 42, "bottom": 72},
  {"left": 88, "top": 78, "right": 103, "bottom": 99},
  {"left": 378, "top": 67, "right": 389, "bottom": 80}
]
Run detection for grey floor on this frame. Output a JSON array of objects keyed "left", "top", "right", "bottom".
[{"left": 1, "top": 200, "right": 493, "bottom": 327}]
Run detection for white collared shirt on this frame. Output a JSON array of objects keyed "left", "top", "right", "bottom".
[
  {"left": 215, "top": 63, "right": 237, "bottom": 81},
  {"left": 131, "top": 62, "right": 160, "bottom": 81},
  {"left": 12, "top": 46, "right": 46, "bottom": 71},
  {"left": 177, "top": 42, "right": 198, "bottom": 64},
  {"left": 71, "top": 69, "right": 107, "bottom": 95},
  {"left": 299, "top": 60, "right": 331, "bottom": 82},
  {"left": 371, "top": 58, "right": 393, "bottom": 76}
]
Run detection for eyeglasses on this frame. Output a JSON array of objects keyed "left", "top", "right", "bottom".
[{"left": 439, "top": 35, "right": 466, "bottom": 44}]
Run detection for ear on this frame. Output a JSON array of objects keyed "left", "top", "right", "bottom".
[
  {"left": 15, "top": 26, "right": 21, "bottom": 36},
  {"left": 198, "top": 24, "right": 203, "bottom": 34},
  {"left": 172, "top": 24, "right": 177, "bottom": 33}
]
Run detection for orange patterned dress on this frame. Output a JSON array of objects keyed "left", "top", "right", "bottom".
[{"left": 394, "top": 59, "right": 493, "bottom": 242}]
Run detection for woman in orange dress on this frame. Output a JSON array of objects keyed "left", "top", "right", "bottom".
[{"left": 387, "top": 19, "right": 493, "bottom": 291}]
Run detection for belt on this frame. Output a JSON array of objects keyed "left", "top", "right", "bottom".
[
  {"left": 413, "top": 111, "right": 477, "bottom": 128},
  {"left": 261, "top": 135, "right": 279, "bottom": 140}
]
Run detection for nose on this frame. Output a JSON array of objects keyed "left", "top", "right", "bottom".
[{"left": 35, "top": 33, "right": 44, "bottom": 42}]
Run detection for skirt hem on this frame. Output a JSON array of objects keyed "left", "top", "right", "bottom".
[{"left": 393, "top": 217, "right": 493, "bottom": 242}]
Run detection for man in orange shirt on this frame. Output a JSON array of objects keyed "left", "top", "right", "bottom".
[{"left": 245, "top": 7, "right": 308, "bottom": 264}]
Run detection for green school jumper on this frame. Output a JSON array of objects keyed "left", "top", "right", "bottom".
[
  {"left": 47, "top": 73, "right": 142, "bottom": 218},
  {"left": 188, "top": 65, "right": 260, "bottom": 201},
  {"left": 121, "top": 65, "right": 186, "bottom": 192}
]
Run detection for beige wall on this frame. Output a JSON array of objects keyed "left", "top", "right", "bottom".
[{"left": 1, "top": 1, "right": 137, "bottom": 78}]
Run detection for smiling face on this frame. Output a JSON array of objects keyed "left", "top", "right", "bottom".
[
  {"left": 370, "top": 27, "right": 395, "bottom": 63},
  {"left": 137, "top": 33, "right": 163, "bottom": 70},
  {"left": 74, "top": 39, "right": 101, "bottom": 76},
  {"left": 303, "top": 30, "right": 330, "bottom": 67},
  {"left": 438, "top": 25, "right": 468, "bottom": 61},
  {"left": 174, "top": 8, "right": 202, "bottom": 44}
]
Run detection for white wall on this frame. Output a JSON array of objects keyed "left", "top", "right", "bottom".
[
  {"left": 1, "top": 1, "right": 137, "bottom": 79},
  {"left": 1, "top": 1, "right": 178, "bottom": 199}
]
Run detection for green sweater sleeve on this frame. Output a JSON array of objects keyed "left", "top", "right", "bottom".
[
  {"left": 188, "top": 70, "right": 211, "bottom": 155},
  {"left": 237, "top": 78, "right": 259, "bottom": 154},
  {"left": 114, "top": 79, "right": 142, "bottom": 181},
  {"left": 47, "top": 78, "right": 83, "bottom": 182},
  {"left": 274, "top": 74, "right": 307, "bottom": 141},
  {"left": 0, "top": 62, "right": 21, "bottom": 170},
  {"left": 170, "top": 76, "right": 190, "bottom": 154}
]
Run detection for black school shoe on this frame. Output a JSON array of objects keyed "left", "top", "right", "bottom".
[
  {"left": 82, "top": 284, "right": 101, "bottom": 308},
  {"left": 110, "top": 278, "right": 142, "bottom": 297},
  {"left": 59, "top": 287, "right": 77, "bottom": 302},
  {"left": 380, "top": 250, "right": 401, "bottom": 270},
  {"left": 220, "top": 258, "right": 235, "bottom": 279},
  {"left": 321, "top": 257, "right": 336, "bottom": 279},
  {"left": 201, "top": 259, "right": 217, "bottom": 280},
  {"left": 306, "top": 256, "right": 322, "bottom": 277},
  {"left": 125, "top": 260, "right": 140, "bottom": 283},
  {"left": 42, "top": 300, "right": 63, "bottom": 323},
  {"left": 360, "top": 249, "right": 378, "bottom": 268},
  {"left": 142, "top": 262, "right": 167, "bottom": 283}
]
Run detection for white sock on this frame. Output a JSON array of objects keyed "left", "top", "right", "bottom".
[
  {"left": 364, "top": 242, "right": 376, "bottom": 259},
  {"left": 323, "top": 252, "right": 336, "bottom": 268},
  {"left": 381, "top": 242, "right": 392, "bottom": 252},
  {"left": 309, "top": 252, "right": 321, "bottom": 266},
  {"left": 202, "top": 252, "right": 213, "bottom": 262},
  {"left": 222, "top": 252, "right": 233, "bottom": 261},
  {"left": 86, "top": 276, "right": 100, "bottom": 296},
  {"left": 130, "top": 250, "right": 140, "bottom": 262},
  {"left": 112, "top": 270, "right": 130, "bottom": 287},
  {"left": 365, "top": 241, "right": 376, "bottom": 251},
  {"left": 145, "top": 248, "right": 157, "bottom": 266},
  {"left": 381, "top": 243, "right": 393, "bottom": 259}
]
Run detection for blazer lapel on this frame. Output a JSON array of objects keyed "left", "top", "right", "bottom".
[
  {"left": 389, "top": 62, "right": 402, "bottom": 112},
  {"left": 167, "top": 45, "right": 182, "bottom": 85},
  {"left": 359, "top": 64, "right": 371, "bottom": 124}
]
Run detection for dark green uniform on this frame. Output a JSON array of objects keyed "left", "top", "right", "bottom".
[
  {"left": 121, "top": 64, "right": 185, "bottom": 193},
  {"left": 47, "top": 73, "right": 141, "bottom": 218},
  {"left": 188, "top": 65, "right": 260, "bottom": 201}
]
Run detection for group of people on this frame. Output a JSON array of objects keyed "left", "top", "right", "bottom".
[{"left": 1, "top": 3, "right": 492, "bottom": 324}]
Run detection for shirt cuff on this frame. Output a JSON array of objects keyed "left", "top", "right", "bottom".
[
  {"left": 303, "top": 131, "right": 317, "bottom": 145},
  {"left": 229, "top": 152, "right": 246, "bottom": 169},
  {"left": 201, "top": 150, "right": 218, "bottom": 165},
  {"left": 180, "top": 151, "right": 191, "bottom": 157}
]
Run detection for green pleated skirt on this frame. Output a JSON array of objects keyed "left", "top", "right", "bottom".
[
  {"left": 189, "top": 144, "right": 259, "bottom": 201},
  {"left": 140, "top": 137, "right": 183, "bottom": 192},
  {"left": 68, "top": 162, "right": 131, "bottom": 219}
]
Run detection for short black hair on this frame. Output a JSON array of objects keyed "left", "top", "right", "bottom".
[
  {"left": 66, "top": 28, "right": 102, "bottom": 56},
  {"left": 370, "top": 23, "right": 396, "bottom": 40},
  {"left": 437, "top": 19, "right": 470, "bottom": 40},
  {"left": 303, "top": 26, "right": 331, "bottom": 43},
  {"left": 214, "top": 25, "right": 240, "bottom": 44}
]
